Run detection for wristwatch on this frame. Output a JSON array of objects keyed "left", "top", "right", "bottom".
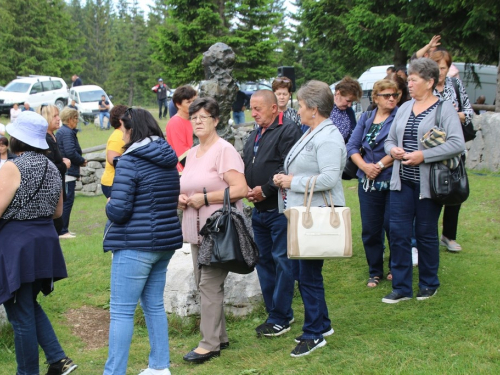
[
  {"left": 261, "top": 189, "right": 266, "bottom": 198},
  {"left": 377, "top": 161, "right": 385, "bottom": 170}
]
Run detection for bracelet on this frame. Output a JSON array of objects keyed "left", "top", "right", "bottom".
[
  {"left": 377, "top": 161, "right": 385, "bottom": 170},
  {"left": 203, "top": 187, "right": 209, "bottom": 206}
]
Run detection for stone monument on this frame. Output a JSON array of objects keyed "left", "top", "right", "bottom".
[{"left": 199, "top": 42, "right": 237, "bottom": 138}]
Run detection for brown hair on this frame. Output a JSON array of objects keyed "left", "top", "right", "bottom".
[
  {"left": 335, "top": 76, "right": 362, "bottom": 101},
  {"left": 429, "top": 50, "right": 452, "bottom": 68},
  {"left": 371, "top": 79, "right": 398, "bottom": 103},
  {"left": 272, "top": 76, "right": 293, "bottom": 93},
  {"left": 110, "top": 105, "right": 128, "bottom": 129}
]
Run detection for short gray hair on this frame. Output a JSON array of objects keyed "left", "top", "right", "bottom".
[
  {"left": 296, "top": 80, "right": 334, "bottom": 118},
  {"left": 408, "top": 58, "right": 439, "bottom": 90}
]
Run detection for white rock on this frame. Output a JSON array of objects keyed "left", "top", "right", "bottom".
[
  {"left": 86, "top": 152, "right": 106, "bottom": 162},
  {"left": 87, "top": 161, "right": 103, "bottom": 169},
  {"left": 95, "top": 168, "right": 105, "bottom": 179},
  {"left": 164, "top": 243, "right": 262, "bottom": 317},
  {"left": 0, "top": 305, "right": 6, "bottom": 325},
  {"left": 467, "top": 112, "right": 500, "bottom": 172}
]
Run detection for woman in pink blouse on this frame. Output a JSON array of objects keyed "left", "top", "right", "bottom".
[{"left": 179, "top": 97, "right": 248, "bottom": 364}]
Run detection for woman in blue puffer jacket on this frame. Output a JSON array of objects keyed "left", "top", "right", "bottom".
[{"left": 103, "top": 108, "right": 183, "bottom": 375}]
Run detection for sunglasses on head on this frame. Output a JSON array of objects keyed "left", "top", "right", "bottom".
[
  {"left": 274, "top": 77, "right": 291, "bottom": 83},
  {"left": 376, "top": 93, "right": 400, "bottom": 99}
]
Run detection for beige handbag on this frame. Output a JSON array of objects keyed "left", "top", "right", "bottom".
[{"left": 284, "top": 176, "right": 352, "bottom": 259}]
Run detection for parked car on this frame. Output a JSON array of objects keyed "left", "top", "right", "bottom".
[
  {"left": 68, "top": 85, "right": 113, "bottom": 123},
  {"left": 0, "top": 75, "right": 69, "bottom": 114},
  {"left": 239, "top": 81, "right": 272, "bottom": 100}
]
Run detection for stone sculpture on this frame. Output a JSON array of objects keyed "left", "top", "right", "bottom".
[{"left": 199, "top": 42, "right": 237, "bottom": 138}]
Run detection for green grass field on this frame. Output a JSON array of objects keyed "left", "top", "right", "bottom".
[
  {"left": 1, "top": 110, "right": 499, "bottom": 374},
  {"left": 1, "top": 172, "right": 499, "bottom": 374}
]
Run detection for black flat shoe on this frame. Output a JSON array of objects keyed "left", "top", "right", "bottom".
[
  {"left": 220, "top": 342, "right": 229, "bottom": 350},
  {"left": 183, "top": 349, "right": 220, "bottom": 364}
]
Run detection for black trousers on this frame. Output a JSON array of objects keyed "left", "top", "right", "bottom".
[{"left": 442, "top": 204, "right": 461, "bottom": 240}]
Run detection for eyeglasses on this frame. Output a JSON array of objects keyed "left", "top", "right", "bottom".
[
  {"left": 274, "top": 78, "right": 291, "bottom": 83},
  {"left": 189, "top": 115, "right": 213, "bottom": 123},
  {"left": 376, "top": 93, "right": 400, "bottom": 99}
]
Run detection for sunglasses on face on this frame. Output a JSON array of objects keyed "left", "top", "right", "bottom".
[{"left": 376, "top": 93, "right": 400, "bottom": 99}]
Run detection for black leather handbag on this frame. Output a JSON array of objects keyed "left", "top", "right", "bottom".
[
  {"left": 342, "top": 147, "right": 365, "bottom": 180},
  {"left": 202, "top": 188, "right": 254, "bottom": 274},
  {"left": 430, "top": 155, "right": 469, "bottom": 206}
]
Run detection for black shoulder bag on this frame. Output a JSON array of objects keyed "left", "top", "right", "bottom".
[{"left": 429, "top": 103, "right": 470, "bottom": 206}]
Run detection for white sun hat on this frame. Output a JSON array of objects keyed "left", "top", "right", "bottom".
[{"left": 6, "top": 111, "right": 49, "bottom": 150}]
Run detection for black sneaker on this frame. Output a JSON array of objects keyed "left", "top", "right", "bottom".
[
  {"left": 295, "top": 326, "right": 334, "bottom": 343},
  {"left": 290, "top": 337, "right": 327, "bottom": 357},
  {"left": 46, "top": 357, "right": 77, "bottom": 375},
  {"left": 382, "top": 291, "right": 411, "bottom": 304},
  {"left": 416, "top": 288, "right": 437, "bottom": 300},
  {"left": 255, "top": 322, "right": 290, "bottom": 337}
]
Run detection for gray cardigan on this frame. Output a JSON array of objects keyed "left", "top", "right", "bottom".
[
  {"left": 282, "top": 119, "right": 346, "bottom": 209},
  {"left": 384, "top": 99, "right": 465, "bottom": 199}
]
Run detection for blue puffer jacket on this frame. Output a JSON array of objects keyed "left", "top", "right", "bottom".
[
  {"left": 56, "top": 124, "right": 85, "bottom": 177},
  {"left": 103, "top": 136, "right": 183, "bottom": 252}
]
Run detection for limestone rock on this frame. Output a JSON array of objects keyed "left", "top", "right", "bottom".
[
  {"left": 87, "top": 161, "right": 103, "bottom": 169},
  {"left": 164, "top": 243, "right": 262, "bottom": 317},
  {"left": 95, "top": 168, "right": 105, "bottom": 179},
  {"left": 80, "top": 167, "right": 95, "bottom": 177},
  {"left": 75, "top": 181, "right": 83, "bottom": 191},
  {"left": 82, "top": 183, "right": 97, "bottom": 193},
  {"left": 0, "top": 305, "right": 6, "bottom": 325},
  {"left": 86, "top": 152, "right": 106, "bottom": 162},
  {"left": 467, "top": 112, "right": 500, "bottom": 172}
]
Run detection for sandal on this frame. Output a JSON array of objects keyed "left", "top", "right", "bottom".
[
  {"left": 367, "top": 276, "right": 381, "bottom": 288},
  {"left": 386, "top": 271, "right": 392, "bottom": 281}
]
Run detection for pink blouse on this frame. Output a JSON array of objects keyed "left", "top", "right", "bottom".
[{"left": 180, "top": 138, "right": 245, "bottom": 244}]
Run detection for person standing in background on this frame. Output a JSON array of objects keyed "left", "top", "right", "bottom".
[
  {"left": 71, "top": 74, "right": 83, "bottom": 87},
  {"left": 152, "top": 78, "right": 170, "bottom": 119},
  {"left": 98, "top": 95, "right": 111, "bottom": 130},
  {"left": 231, "top": 85, "right": 249, "bottom": 125}
]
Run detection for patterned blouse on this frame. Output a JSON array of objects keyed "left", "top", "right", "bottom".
[
  {"left": 434, "top": 76, "right": 473, "bottom": 128},
  {"left": 329, "top": 105, "right": 352, "bottom": 141},
  {"left": 400, "top": 101, "right": 440, "bottom": 183},
  {"left": 282, "top": 107, "right": 301, "bottom": 128},
  {"left": 2, "top": 152, "right": 62, "bottom": 220}
]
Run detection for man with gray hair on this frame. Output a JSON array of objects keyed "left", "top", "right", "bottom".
[
  {"left": 22, "top": 102, "right": 34, "bottom": 112},
  {"left": 243, "top": 90, "right": 302, "bottom": 337}
]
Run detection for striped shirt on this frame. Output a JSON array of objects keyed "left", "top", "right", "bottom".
[{"left": 400, "top": 101, "right": 439, "bottom": 182}]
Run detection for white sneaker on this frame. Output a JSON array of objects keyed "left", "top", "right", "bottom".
[
  {"left": 412, "top": 247, "right": 418, "bottom": 267},
  {"left": 138, "top": 368, "right": 171, "bottom": 375},
  {"left": 59, "top": 233, "right": 76, "bottom": 239}
]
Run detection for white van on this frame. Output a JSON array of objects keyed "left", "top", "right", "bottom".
[
  {"left": 0, "top": 75, "right": 69, "bottom": 114},
  {"left": 68, "top": 85, "right": 113, "bottom": 122}
]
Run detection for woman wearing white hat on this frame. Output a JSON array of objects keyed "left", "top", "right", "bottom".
[{"left": 0, "top": 111, "right": 77, "bottom": 375}]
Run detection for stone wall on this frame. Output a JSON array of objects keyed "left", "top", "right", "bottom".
[
  {"left": 467, "top": 112, "right": 500, "bottom": 172},
  {"left": 0, "top": 305, "right": 6, "bottom": 325},
  {"left": 164, "top": 243, "right": 262, "bottom": 317},
  {"left": 76, "top": 151, "right": 106, "bottom": 196}
]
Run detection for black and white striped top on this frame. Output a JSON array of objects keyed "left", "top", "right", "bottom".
[
  {"left": 400, "top": 101, "right": 440, "bottom": 183},
  {"left": 1, "top": 152, "right": 62, "bottom": 220}
]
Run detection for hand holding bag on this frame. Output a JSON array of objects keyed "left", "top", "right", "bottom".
[
  {"left": 422, "top": 101, "right": 470, "bottom": 206},
  {"left": 284, "top": 176, "right": 352, "bottom": 259},
  {"left": 198, "top": 187, "right": 258, "bottom": 274}
]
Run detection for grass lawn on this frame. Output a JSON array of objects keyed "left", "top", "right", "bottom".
[{"left": 1, "top": 170, "right": 499, "bottom": 374}]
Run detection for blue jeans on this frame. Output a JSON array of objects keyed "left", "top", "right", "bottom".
[
  {"left": 104, "top": 250, "right": 174, "bottom": 375},
  {"left": 294, "top": 259, "right": 330, "bottom": 339},
  {"left": 99, "top": 111, "right": 110, "bottom": 129},
  {"left": 252, "top": 208, "right": 294, "bottom": 325},
  {"left": 389, "top": 181, "right": 442, "bottom": 297},
  {"left": 61, "top": 180, "right": 75, "bottom": 235},
  {"left": 158, "top": 99, "right": 168, "bottom": 118},
  {"left": 232, "top": 111, "right": 245, "bottom": 125},
  {"left": 358, "top": 183, "right": 391, "bottom": 278},
  {"left": 3, "top": 281, "right": 66, "bottom": 375}
]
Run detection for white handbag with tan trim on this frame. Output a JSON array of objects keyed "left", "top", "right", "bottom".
[{"left": 284, "top": 176, "right": 352, "bottom": 259}]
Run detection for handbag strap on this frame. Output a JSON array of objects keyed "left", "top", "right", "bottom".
[
  {"left": 434, "top": 100, "right": 443, "bottom": 128},
  {"left": 222, "top": 187, "right": 231, "bottom": 213},
  {"left": 305, "top": 176, "right": 336, "bottom": 214}
]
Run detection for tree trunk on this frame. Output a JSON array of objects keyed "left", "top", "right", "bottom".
[
  {"left": 393, "top": 41, "right": 408, "bottom": 68},
  {"left": 496, "top": 51, "right": 500, "bottom": 112}
]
